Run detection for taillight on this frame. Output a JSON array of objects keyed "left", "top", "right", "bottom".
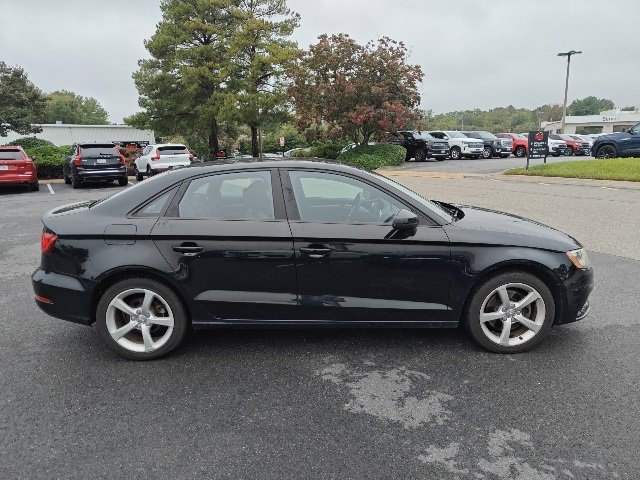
[
  {"left": 74, "top": 147, "right": 82, "bottom": 165},
  {"left": 151, "top": 149, "right": 160, "bottom": 161},
  {"left": 41, "top": 230, "right": 58, "bottom": 255}
]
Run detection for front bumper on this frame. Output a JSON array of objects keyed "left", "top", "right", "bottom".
[
  {"left": 428, "top": 148, "right": 449, "bottom": 157},
  {"left": 557, "top": 267, "right": 594, "bottom": 325},
  {"left": 32, "top": 268, "right": 94, "bottom": 325},
  {"left": 461, "top": 146, "right": 484, "bottom": 155}
]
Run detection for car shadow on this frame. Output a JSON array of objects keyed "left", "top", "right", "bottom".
[{"left": 0, "top": 185, "right": 35, "bottom": 196}]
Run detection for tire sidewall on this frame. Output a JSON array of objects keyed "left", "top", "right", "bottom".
[
  {"left": 464, "top": 271, "right": 555, "bottom": 354},
  {"left": 96, "top": 278, "right": 189, "bottom": 360}
]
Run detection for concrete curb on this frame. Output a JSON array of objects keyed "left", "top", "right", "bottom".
[{"left": 498, "top": 173, "right": 640, "bottom": 190}]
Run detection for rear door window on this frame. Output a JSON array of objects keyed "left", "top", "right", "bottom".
[
  {"left": 0, "top": 149, "right": 25, "bottom": 160},
  {"left": 158, "top": 146, "right": 187, "bottom": 156}
]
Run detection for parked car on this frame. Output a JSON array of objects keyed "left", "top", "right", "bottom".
[
  {"left": 339, "top": 142, "right": 375, "bottom": 155},
  {"left": 134, "top": 144, "right": 193, "bottom": 181},
  {"left": 284, "top": 147, "right": 309, "bottom": 157},
  {"left": 462, "top": 131, "right": 512, "bottom": 159},
  {"left": 554, "top": 135, "right": 589, "bottom": 156},
  {"left": 0, "top": 145, "right": 39, "bottom": 191},
  {"left": 386, "top": 131, "right": 449, "bottom": 161},
  {"left": 537, "top": 134, "right": 569, "bottom": 157},
  {"left": 63, "top": 143, "right": 127, "bottom": 189},
  {"left": 428, "top": 131, "right": 484, "bottom": 159},
  {"left": 568, "top": 134, "right": 594, "bottom": 149},
  {"left": 496, "top": 133, "right": 528, "bottom": 158},
  {"left": 32, "top": 161, "right": 593, "bottom": 360},
  {"left": 591, "top": 122, "right": 640, "bottom": 158}
]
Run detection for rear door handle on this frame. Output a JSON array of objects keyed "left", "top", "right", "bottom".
[
  {"left": 172, "top": 244, "right": 204, "bottom": 256},
  {"left": 300, "top": 247, "right": 332, "bottom": 259}
]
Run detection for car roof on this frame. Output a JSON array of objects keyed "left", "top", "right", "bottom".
[{"left": 0, "top": 146, "right": 23, "bottom": 150}]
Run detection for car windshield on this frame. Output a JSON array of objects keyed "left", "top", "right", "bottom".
[
  {"left": 469, "top": 131, "right": 497, "bottom": 140},
  {"left": 80, "top": 144, "right": 118, "bottom": 156},
  {"left": 445, "top": 131, "right": 467, "bottom": 138},
  {"left": 412, "top": 131, "right": 435, "bottom": 141},
  {"left": 0, "top": 149, "right": 24, "bottom": 160},
  {"left": 372, "top": 173, "right": 454, "bottom": 223},
  {"left": 549, "top": 134, "right": 562, "bottom": 140}
]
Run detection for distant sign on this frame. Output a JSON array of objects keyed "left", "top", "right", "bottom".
[
  {"left": 526, "top": 131, "right": 549, "bottom": 170},
  {"left": 279, "top": 137, "right": 285, "bottom": 147}
]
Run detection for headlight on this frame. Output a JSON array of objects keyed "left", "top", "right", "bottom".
[{"left": 567, "top": 248, "right": 590, "bottom": 269}]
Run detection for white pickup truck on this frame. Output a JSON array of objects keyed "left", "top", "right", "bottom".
[{"left": 428, "top": 131, "right": 485, "bottom": 159}]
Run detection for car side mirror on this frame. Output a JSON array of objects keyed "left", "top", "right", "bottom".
[{"left": 392, "top": 209, "right": 418, "bottom": 230}]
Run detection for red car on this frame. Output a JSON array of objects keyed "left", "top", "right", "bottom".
[
  {"left": 496, "top": 133, "right": 528, "bottom": 158},
  {"left": 0, "top": 145, "right": 39, "bottom": 191}
]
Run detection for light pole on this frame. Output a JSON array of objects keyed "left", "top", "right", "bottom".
[{"left": 557, "top": 50, "right": 582, "bottom": 133}]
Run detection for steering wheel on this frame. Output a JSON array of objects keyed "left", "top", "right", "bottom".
[{"left": 348, "top": 191, "right": 383, "bottom": 223}]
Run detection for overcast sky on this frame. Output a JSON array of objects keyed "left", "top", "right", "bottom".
[{"left": 1, "top": 0, "right": 638, "bottom": 123}]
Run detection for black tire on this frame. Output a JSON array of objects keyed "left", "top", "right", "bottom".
[
  {"left": 565, "top": 147, "right": 574, "bottom": 156},
  {"left": 134, "top": 165, "right": 144, "bottom": 181},
  {"left": 29, "top": 182, "right": 40, "bottom": 191},
  {"left": 482, "top": 146, "right": 493, "bottom": 159},
  {"left": 147, "top": 166, "right": 153, "bottom": 177},
  {"left": 118, "top": 176, "right": 128, "bottom": 187},
  {"left": 464, "top": 271, "right": 555, "bottom": 354},
  {"left": 514, "top": 146, "right": 526, "bottom": 158},
  {"left": 71, "top": 175, "right": 81, "bottom": 189},
  {"left": 415, "top": 148, "right": 427, "bottom": 162},
  {"left": 450, "top": 146, "right": 462, "bottom": 160},
  {"left": 96, "top": 277, "right": 190, "bottom": 360},
  {"left": 64, "top": 176, "right": 71, "bottom": 185},
  {"left": 595, "top": 144, "right": 618, "bottom": 159}
]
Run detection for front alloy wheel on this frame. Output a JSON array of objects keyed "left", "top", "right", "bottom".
[
  {"left": 482, "top": 146, "right": 493, "bottom": 159},
  {"left": 414, "top": 148, "right": 427, "bottom": 162},
  {"left": 514, "top": 146, "right": 526, "bottom": 158},
  {"left": 96, "top": 278, "right": 188, "bottom": 360},
  {"left": 450, "top": 146, "right": 462, "bottom": 160},
  {"left": 596, "top": 145, "right": 617, "bottom": 159},
  {"left": 465, "top": 272, "right": 555, "bottom": 353}
]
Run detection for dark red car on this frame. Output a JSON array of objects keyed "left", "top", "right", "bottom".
[
  {"left": 555, "top": 134, "right": 590, "bottom": 156},
  {"left": 0, "top": 146, "right": 39, "bottom": 191},
  {"left": 496, "top": 133, "right": 528, "bottom": 158}
]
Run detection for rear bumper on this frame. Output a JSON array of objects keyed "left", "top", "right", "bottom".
[
  {"left": 74, "top": 166, "right": 126, "bottom": 181},
  {"left": 32, "top": 268, "right": 94, "bottom": 325},
  {"left": 149, "top": 162, "right": 191, "bottom": 173},
  {"left": 0, "top": 172, "right": 37, "bottom": 184}
]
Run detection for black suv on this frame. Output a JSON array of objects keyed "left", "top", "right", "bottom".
[
  {"left": 63, "top": 143, "right": 128, "bottom": 189},
  {"left": 591, "top": 123, "right": 640, "bottom": 158},
  {"left": 387, "top": 131, "right": 449, "bottom": 161},
  {"left": 462, "top": 131, "right": 511, "bottom": 159}
]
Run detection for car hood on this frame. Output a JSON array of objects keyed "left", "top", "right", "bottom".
[
  {"left": 594, "top": 132, "right": 629, "bottom": 142},
  {"left": 444, "top": 205, "right": 581, "bottom": 252}
]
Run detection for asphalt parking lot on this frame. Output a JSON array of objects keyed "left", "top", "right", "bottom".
[{"left": 1, "top": 169, "right": 639, "bottom": 479}]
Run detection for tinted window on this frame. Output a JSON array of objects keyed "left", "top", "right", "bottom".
[
  {"left": 80, "top": 144, "right": 118, "bottom": 156},
  {"left": 0, "top": 149, "right": 24, "bottom": 160},
  {"left": 158, "top": 146, "right": 187, "bottom": 155},
  {"left": 178, "top": 171, "right": 274, "bottom": 220},
  {"left": 289, "top": 171, "right": 405, "bottom": 224},
  {"left": 136, "top": 188, "right": 176, "bottom": 217}
]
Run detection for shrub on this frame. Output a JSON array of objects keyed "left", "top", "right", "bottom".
[
  {"left": 6, "top": 137, "right": 54, "bottom": 149},
  {"left": 337, "top": 144, "right": 406, "bottom": 170},
  {"left": 308, "top": 143, "right": 343, "bottom": 160},
  {"left": 292, "top": 148, "right": 311, "bottom": 158},
  {"left": 26, "top": 145, "right": 68, "bottom": 179}
]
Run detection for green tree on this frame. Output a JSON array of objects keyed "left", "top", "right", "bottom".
[
  {"left": 0, "top": 62, "right": 46, "bottom": 137},
  {"left": 42, "top": 90, "right": 109, "bottom": 124},
  {"left": 225, "top": 0, "right": 300, "bottom": 157},
  {"left": 132, "top": 0, "right": 239, "bottom": 156},
  {"left": 568, "top": 96, "right": 614, "bottom": 116},
  {"left": 289, "top": 34, "right": 423, "bottom": 145}
]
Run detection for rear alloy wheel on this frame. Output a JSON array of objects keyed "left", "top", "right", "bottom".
[
  {"left": 464, "top": 272, "right": 555, "bottom": 353},
  {"left": 415, "top": 148, "right": 427, "bottom": 162},
  {"left": 96, "top": 278, "right": 189, "bottom": 360},
  {"left": 596, "top": 145, "right": 618, "bottom": 159},
  {"left": 482, "top": 146, "right": 493, "bottom": 159},
  {"left": 514, "top": 146, "right": 526, "bottom": 158},
  {"left": 450, "top": 146, "right": 462, "bottom": 160},
  {"left": 135, "top": 166, "right": 144, "bottom": 181}
]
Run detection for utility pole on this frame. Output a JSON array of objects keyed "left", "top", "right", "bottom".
[{"left": 557, "top": 50, "right": 582, "bottom": 134}]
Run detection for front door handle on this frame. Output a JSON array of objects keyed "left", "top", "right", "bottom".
[
  {"left": 300, "top": 247, "right": 332, "bottom": 259},
  {"left": 172, "top": 243, "right": 204, "bottom": 256}
]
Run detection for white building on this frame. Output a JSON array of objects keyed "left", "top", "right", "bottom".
[
  {"left": 542, "top": 108, "right": 640, "bottom": 135},
  {"left": 1, "top": 123, "right": 155, "bottom": 147}
]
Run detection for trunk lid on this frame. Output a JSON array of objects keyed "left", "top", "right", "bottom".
[
  {"left": 0, "top": 148, "right": 27, "bottom": 174},
  {"left": 78, "top": 144, "right": 122, "bottom": 170}
]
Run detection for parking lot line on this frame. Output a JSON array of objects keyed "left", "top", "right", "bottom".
[{"left": 46, "top": 184, "right": 54, "bottom": 195}]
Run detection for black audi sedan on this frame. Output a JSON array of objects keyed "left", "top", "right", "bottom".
[{"left": 32, "top": 161, "right": 593, "bottom": 360}]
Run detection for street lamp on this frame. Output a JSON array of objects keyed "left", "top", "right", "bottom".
[{"left": 557, "top": 50, "right": 582, "bottom": 133}]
